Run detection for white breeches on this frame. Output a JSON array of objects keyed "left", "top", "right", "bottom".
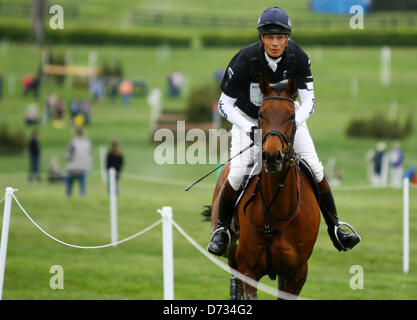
[{"left": 228, "top": 112, "right": 324, "bottom": 191}]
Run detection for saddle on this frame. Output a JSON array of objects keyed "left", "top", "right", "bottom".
[
  {"left": 232, "top": 157, "right": 320, "bottom": 234},
  {"left": 236, "top": 157, "right": 320, "bottom": 207}
]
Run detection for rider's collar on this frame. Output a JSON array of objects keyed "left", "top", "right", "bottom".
[
  {"left": 264, "top": 52, "right": 283, "bottom": 64},
  {"left": 264, "top": 52, "right": 282, "bottom": 73}
]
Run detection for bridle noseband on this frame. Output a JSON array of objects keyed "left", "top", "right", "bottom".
[{"left": 260, "top": 95, "right": 297, "bottom": 161}]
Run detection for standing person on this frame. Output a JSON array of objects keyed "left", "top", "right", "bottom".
[
  {"left": 119, "top": 79, "right": 133, "bottom": 107},
  {"left": 207, "top": 7, "right": 360, "bottom": 256},
  {"left": 372, "top": 141, "right": 386, "bottom": 187},
  {"left": 65, "top": 128, "right": 92, "bottom": 197},
  {"left": 28, "top": 130, "right": 41, "bottom": 181},
  {"left": 389, "top": 141, "right": 404, "bottom": 188},
  {"left": 106, "top": 140, "right": 124, "bottom": 194}
]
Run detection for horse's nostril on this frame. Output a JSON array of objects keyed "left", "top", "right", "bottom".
[
  {"left": 273, "top": 151, "right": 283, "bottom": 162},
  {"left": 262, "top": 151, "right": 269, "bottom": 162}
]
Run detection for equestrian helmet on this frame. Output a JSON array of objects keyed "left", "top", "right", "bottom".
[{"left": 257, "top": 7, "right": 292, "bottom": 35}]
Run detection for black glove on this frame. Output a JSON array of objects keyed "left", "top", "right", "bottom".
[{"left": 248, "top": 126, "right": 258, "bottom": 143}]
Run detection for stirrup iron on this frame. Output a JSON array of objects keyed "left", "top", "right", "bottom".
[{"left": 333, "top": 221, "right": 361, "bottom": 251}]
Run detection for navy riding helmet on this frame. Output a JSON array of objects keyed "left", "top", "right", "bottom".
[{"left": 257, "top": 7, "right": 292, "bottom": 35}]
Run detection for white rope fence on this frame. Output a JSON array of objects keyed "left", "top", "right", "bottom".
[
  {"left": 0, "top": 186, "right": 309, "bottom": 301},
  {"left": 12, "top": 193, "right": 162, "bottom": 249},
  {"left": 171, "top": 218, "right": 306, "bottom": 300},
  {"left": 1, "top": 178, "right": 412, "bottom": 300}
]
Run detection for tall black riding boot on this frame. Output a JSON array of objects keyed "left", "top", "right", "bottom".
[
  {"left": 318, "top": 176, "right": 361, "bottom": 251},
  {"left": 207, "top": 180, "right": 238, "bottom": 256}
]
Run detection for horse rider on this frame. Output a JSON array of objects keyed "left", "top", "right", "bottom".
[{"left": 208, "top": 7, "right": 361, "bottom": 256}]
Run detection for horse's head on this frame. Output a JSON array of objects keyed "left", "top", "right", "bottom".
[{"left": 258, "top": 75, "right": 297, "bottom": 174}]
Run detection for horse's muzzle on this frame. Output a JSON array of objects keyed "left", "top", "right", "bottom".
[{"left": 262, "top": 150, "right": 283, "bottom": 174}]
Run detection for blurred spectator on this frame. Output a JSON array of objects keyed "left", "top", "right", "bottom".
[
  {"left": 372, "top": 141, "right": 387, "bottom": 187},
  {"left": 106, "top": 140, "right": 124, "bottom": 194},
  {"left": 30, "top": 74, "right": 41, "bottom": 98},
  {"left": 22, "top": 73, "right": 41, "bottom": 98},
  {"left": 65, "top": 128, "right": 92, "bottom": 197},
  {"left": 54, "top": 98, "right": 64, "bottom": 120},
  {"left": 73, "top": 113, "right": 85, "bottom": 127},
  {"left": 389, "top": 141, "right": 404, "bottom": 188},
  {"left": 108, "top": 77, "right": 119, "bottom": 103},
  {"left": 89, "top": 78, "right": 106, "bottom": 101},
  {"left": 214, "top": 68, "right": 224, "bottom": 86},
  {"left": 22, "top": 75, "right": 32, "bottom": 96},
  {"left": 167, "top": 71, "right": 184, "bottom": 97},
  {"left": 81, "top": 99, "right": 92, "bottom": 125},
  {"left": 119, "top": 79, "right": 133, "bottom": 107},
  {"left": 25, "top": 103, "right": 39, "bottom": 125},
  {"left": 45, "top": 92, "right": 58, "bottom": 122},
  {"left": 69, "top": 99, "right": 81, "bottom": 120},
  {"left": 48, "top": 157, "right": 65, "bottom": 183},
  {"left": 28, "top": 130, "right": 41, "bottom": 181},
  {"left": 404, "top": 166, "right": 417, "bottom": 186}
]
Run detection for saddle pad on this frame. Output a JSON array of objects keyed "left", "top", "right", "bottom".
[{"left": 235, "top": 157, "right": 321, "bottom": 207}]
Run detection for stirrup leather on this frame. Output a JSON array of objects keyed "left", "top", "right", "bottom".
[
  {"left": 333, "top": 221, "right": 361, "bottom": 251},
  {"left": 208, "top": 226, "right": 232, "bottom": 250}
]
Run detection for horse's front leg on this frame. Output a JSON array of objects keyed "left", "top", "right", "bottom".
[
  {"left": 278, "top": 263, "right": 308, "bottom": 299},
  {"left": 237, "top": 266, "right": 260, "bottom": 300},
  {"left": 229, "top": 276, "right": 241, "bottom": 300}
]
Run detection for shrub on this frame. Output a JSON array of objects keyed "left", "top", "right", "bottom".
[
  {"left": 346, "top": 112, "right": 413, "bottom": 139},
  {"left": 186, "top": 85, "right": 220, "bottom": 123},
  {"left": 0, "top": 123, "right": 26, "bottom": 154}
]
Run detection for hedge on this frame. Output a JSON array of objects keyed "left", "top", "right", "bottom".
[
  {"left": 0, "top": 22, "right": 191, "bottom": 47},
  {"left": 346, "top": 112, "right": 413, "bottom": 139},
  {"left": 200, "top": 29, "right": 417, "bottom": 47},
  {"left": 1, "top": 22, "right": 417, "bottom": 47}
]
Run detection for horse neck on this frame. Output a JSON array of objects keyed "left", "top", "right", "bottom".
[{"left": 260, "top": 164, "right": 298, "bottom": 217}]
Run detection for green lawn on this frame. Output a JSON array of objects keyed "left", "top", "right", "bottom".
[{"left": 0, "top": 42, "right": 417, "bottom": 299}]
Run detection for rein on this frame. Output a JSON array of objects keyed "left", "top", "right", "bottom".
[{"left": 243, "top": 94, "right": 303, "bottom": 280}]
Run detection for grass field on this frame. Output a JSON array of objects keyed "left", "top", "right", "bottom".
[{"left": 0, "top": 42, "right": 417, "bottom": 300}]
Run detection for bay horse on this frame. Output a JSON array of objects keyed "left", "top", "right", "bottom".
[{"left": 208, "top": 76, "right": 320, "bottom": 299}]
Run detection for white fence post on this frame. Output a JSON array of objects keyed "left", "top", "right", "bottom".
[
  {"left": 380, "top": 46, "right": 391, "bottom": 87},
  {"left": 160, "top": 206, "right": 174, "bottom": 300},
  {"left": 403, "top": 177, "right": 409, "bottom": 274},
  {"left": 0, "top": 187, "right": 14, "bottom": 300},
  {"left": 109, "top": 168, "right": 118, "bottom": 247}
]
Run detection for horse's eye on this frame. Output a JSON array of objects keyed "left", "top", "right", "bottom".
[{"left": 258, "top": 111, "right": 263, "bottom": 119}]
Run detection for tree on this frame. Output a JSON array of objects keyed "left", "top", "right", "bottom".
[{"left": 32, "top": 0, "right": 46, "bottom": 44}]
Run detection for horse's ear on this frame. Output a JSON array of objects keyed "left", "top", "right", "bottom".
[
  {"left": 259, "top": 74, "right": 273, "bottom": 96},
  {"left": 285, "top": 77, "right": 298, "bottom": 100}
]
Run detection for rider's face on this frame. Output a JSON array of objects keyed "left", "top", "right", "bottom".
[{"left": 261, "top": 34, "right": 289, "bottom": 58}]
